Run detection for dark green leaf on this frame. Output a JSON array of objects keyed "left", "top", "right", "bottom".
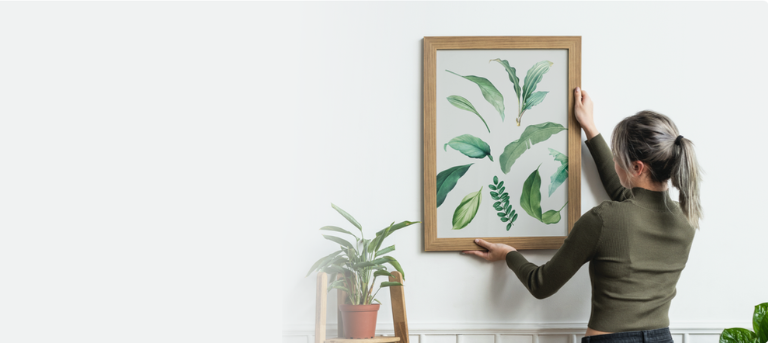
[
  {"left": 446, "top": 70, "right": 506, "bottom": 121},
  {"left": 500, "top": 217, "right": 509, "bottom": 222},
  {"left": 493, "top": 204, "right": 502, "bottom": 211},
  {"left": 548, "top": 148, "right": 569, "bottom": 197},
  {"left": 506, "top": 223, "right": 512, "bottom": 231},
  {"left": 446, "top": 95, "right": 491, "bottom": 133},
  {"left": 512, "top": 213, "right": 518, "bottom": 222},
  {"left": 505, "top": 206, "right": 511, "bottom": 215},
  {"left": 497, "top": 181, "right": 504, "bottom": 189},
  {"left": 379, "top": 282, "right": 403, "bottom": 288},
  {"left": 496, "top": 212, "right": 506, "bottom": 217},
  {"left": 489, "top": 185, "right": 497, "bottom": 190},
  {"left": 500, "top": 193, "right": 509, "bottom": 201},
  {"left": 373, "top": 270, "right": 395, "bottom": 279},
  {"left": 755, "top": 303, "right": 768, "bottom": 343},
  {"left": 720, "top": 328, "right": 758, "bottom": 343},
  {"left": 499, "top": 122, "right": 567, "bottom": 174},
  {"left": 491, "top": 191, "right": 499, "bottom": 198},
  {"left": 452, "top": 186, "right": 483, "bottom": 230},
  {"left": 331, "top": 203, "right": 363, "bottom": 233},
  {"left": 520, "top": 166, "right": 543, "bottom": 221},
  {"left": 493, "top": 176, "right": 499, "bottom": 184},
  {"left": 501, "top": 199, "right": 509, "bottom": 208},
  {"left": 374, "top": 221, "right": 419, "bottom": 239},
  {"left": 494, "top": 201, "right": 501, "bottom": 207},
  {"left": 436, "top": 164, "right": 473, "bottom": 208},
  {"left": 498, "top": 186, "right": 505, "bottom": 194}
]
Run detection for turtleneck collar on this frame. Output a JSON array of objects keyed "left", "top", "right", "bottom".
[{"left": 627, "top": 187, "right": 678, "bottom": 211}]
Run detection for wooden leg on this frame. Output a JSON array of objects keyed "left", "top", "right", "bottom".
[
  {"left": 336, "top": 273, "right": 346, "bottom": 339},
  {"left": 389, "top": 271, "right": 409, "bottom": 343},
  {"left": 315, "top": 272, "right": 327, "bottom": 343}
]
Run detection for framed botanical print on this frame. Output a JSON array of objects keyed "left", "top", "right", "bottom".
[{"left": 423, "top": 36, "right": 581, "bottom": 251}]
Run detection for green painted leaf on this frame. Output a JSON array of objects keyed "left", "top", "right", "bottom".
[
  {"left": 523, "top": 91, "right": 549, "bottom": 111},
  {"left": 499, "top": 122, "right": 567, "bottom": 174},
  {"left": 505, "top": 206, "right": 511, "bottom": 215},
  {"left": 490, "top": 58, "right": 522, "bottom": 104},
  {"left": 436, "top": 164, "right": 473, "bottom": 208},
  {"left": 446, "top": 70, "right": 506, "bottom": 121},
  {"left": 491, "top": 194, "right": 499, "bottom": 201},
  {"left": 506, "top": 223, "right": 512, "bottom": 231},
  {"left": 444, "top": 134, "right": 493, "bottom": 162},
  {"left": 497, "top": 181, "right": 504, "bottom": 189},
  {"left": 496, "top": 212, "right": 506, "bottom": 217},
  {"left": 498, "top": 186, "right": 505, "bottom": 194},
  {"left": 446, "top": 95, "right": 491, "bottom": 133},
  {"left": 493, "top": 204, "right": 502, "bottom": 211},
  {"left": 452, "top": 186, "right": 483, "bottom": 230},
  {"left": 720, "top": 328, "right": 758, "bottom": 343},
  {"left": 520, "top": 167, "right": 543, "bottom": 221},
  {"left": 490, "top": 191, "right": 499, "bottom": 197},
  {"left": 489, "top": 184, "right": 497, "bottom": 190},
  {"left": 512, "top": 213, "right": 518, "bottom": 222},
  {"left": 331, "top": 203, "right": 363, "bottom": 233},
  {"left": 493, "top": 176, "right": 499, "bottom": 184},
  {"left": 755, "top": 303, "right": 768, "bottom": 343},
  {"left": 542, "top": 210, "right": 561, "bottom": 224},
  {"left": 522, "top": 60, "right": 553, "bottom": 102},
  {"left": 548, "top": 148, "right": 569, "bottom": 197}
]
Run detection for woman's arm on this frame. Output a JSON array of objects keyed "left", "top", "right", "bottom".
[
  {"left": 574, "top": 88, "right": 631, "bottom": 201},
  {"left": 504, "top": 207, "right": 603, "bottom": 299}
]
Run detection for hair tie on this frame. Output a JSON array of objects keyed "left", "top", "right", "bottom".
[{"left": 674, "top": 135, "right": 684, "bottom": 145}]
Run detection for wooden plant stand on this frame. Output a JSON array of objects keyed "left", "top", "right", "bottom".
[{"left": 314, "top": 271, "right": 409, "bottom": 343}]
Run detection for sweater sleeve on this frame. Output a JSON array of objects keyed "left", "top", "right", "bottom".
[
  {"left": 505, "top": 207, "right": 603, "bottom": 299},
  {"left": 584, "top": 133, "right": 632, "bottom": 202}
]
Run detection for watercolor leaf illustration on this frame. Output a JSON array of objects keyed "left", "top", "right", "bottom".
[
  {"left": 499, "top": 122, "right": 567, "bottom": 174},
  {"left": 446, "top": 95, "right": 490, "bottom": 133},
  {"left": 489, "top": 175, "right": 517, "bottom": 230},
  {"left": 548, "top": 148, "right": 568, "bottom": 197},
  {"left": 520, "top": 166, "right": 568, "bottom": 225},
  {"left": 444, "top": 134, "right": 493, "bottom": 162},
  {"left": 452, "top": 186, "right": 483, "bottom": 230},
  {"left": 445, "top": 70, "right": 505, "bottom": 121},
  {"left": 436, "top": 164, "right": 473, "bottom": 208},
  {"left": 490, "top": 59, "right": 552, "bottom": 126}
]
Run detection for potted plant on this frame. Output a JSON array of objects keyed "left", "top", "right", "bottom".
[
  {"left": 720, "top": 302, "right": 768, "bottom": 343},
  {"left": 306, "top": 203, "right": 419, "bottom": 339}
]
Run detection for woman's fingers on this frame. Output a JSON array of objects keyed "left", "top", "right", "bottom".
[
  {"left": 575, "top": 87, "right": 582, "bottom": 105},
  {"left": 463, "top": 250, "right": 490, "bottom": 260},
  {"left": 474, "top": 238, "right": 491, "bottom": 249}
]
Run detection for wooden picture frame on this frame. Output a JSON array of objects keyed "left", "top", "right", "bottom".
[{"left": 423, "top": 36, "right": 581, "bottom": 251}]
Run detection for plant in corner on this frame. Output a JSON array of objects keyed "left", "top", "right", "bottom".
[
  {"left": 306, "top": 203, "right": 420, "bottom": 339},
  {"left": 720, "top": 302, "right": 768, "bottom": 343}
]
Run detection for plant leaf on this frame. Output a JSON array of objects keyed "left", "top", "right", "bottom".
[
  {"left": 497, "top": 181, "right": 504, "bottom": 189},
  {"left": 452, "top": 186, "right": 483, "bottom": 230},
  {"left": 499, "top": 122, "right": 567, "bottom": 174},
  {"left": 374, "top": 221, "right": 419, "bottom": 240},
  {"left": 375, "top": 245, "right": 395, "bottom": 257},
  {"left": 490, "top": 58, "right": 522, "bottom": 104},
  {"left": 489, "top": 184, "right": 497, "bottom": 190},
  {"left": 446, "top": 95, "right": 490, "bottom": 133},
  {"left": 436, "top": 164, "right": 473, "bottom": 208},
  {"left": 322, "top": 234, "right": 356, "bottom": 251},
  {"left": 306, "top": 250, "right": 343, "bottom": 277},
  {"left": 379, "top": 282, "right": 403, "bottom": 287},
  {"left": 373, "top": 270, "right": 395, "bottom": 279},
  {"left": 493, "top": 176, "right": 498, "bottom": 184},
  {"left": 523, "top": 91, "right": 549, "bottom": 112},
  {"left": 331, "top": 203, "right": 362, "bottom": 233},
  {"left": 520, "top": 166, "right": 543, "bottom": 221},
  {"left": 320, "top": 226, "right": 359, "bottom": 240},
  {"left": 548, "top": 148, "right": 569, "bottom": 197},
  {"left": 506, "top": 222, "right": 512, "bottom": 231},
  {"left": 446, "top": 70, "right": 506, "bottom": 121},
  {"left": 444, "top": 134, "right": 493, "bottom": 162},
  {"left": 542, "top": 210, "right": 561, "bottom": 224},
  {"left": 522, "top": 60, "right": 553, "bottom": 102},
  {"left": 720, "top": 328, "right": 758, "bottom": 343},
  {"left": 755, "top": 303, "right": 768, "bottom": 343}
]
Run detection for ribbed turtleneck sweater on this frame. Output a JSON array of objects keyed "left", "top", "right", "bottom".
[{"left": 505, "top": 133, "right": 696, "bottom": 332}]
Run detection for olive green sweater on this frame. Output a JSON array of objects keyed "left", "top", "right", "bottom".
[{"left": 505, "top": 133, "right": 696, "bottom": 332}]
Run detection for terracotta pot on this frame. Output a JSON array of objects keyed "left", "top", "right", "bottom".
[{"left": 338, "top": 303, "right": 380, "bottom": 339}]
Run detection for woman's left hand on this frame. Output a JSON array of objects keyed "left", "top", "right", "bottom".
[{"left": 462, "top": 238, "right": 517, "bottom": 262}]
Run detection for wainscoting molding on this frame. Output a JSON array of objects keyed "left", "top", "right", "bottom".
[{"left": 283, "top": 322, "right": 744, "bottom": 343}]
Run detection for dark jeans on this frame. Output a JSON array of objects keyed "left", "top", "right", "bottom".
[{"left": 581, "top": 328, "right": 673, "bottom": 343}]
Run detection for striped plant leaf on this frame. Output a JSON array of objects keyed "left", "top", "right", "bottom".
[
  {"left": 548, "top": 148, "right": 569, "bottom": 197},
  {"left": 446, "top": 70, "right": 506, "bottom": 121},
  {"left": 499, "top": 122, "right": 566, "bottom": 174},
  {"left": 436, "top": 164, "right": 473, "bottom": 208},
  {"left": 446, "top": 95, "right": 490, "bottom": 132},
  {"left": 444, "top": 134, "right": 493, "bottom": 161}
]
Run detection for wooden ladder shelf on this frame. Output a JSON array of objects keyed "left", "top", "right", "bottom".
[{"left": 314, "top": 271, "right": 410, "bottom": 343}]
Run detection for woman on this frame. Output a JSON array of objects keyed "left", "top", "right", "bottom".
[{"left": 462, "top": 87, "right": 702, "bottom": 343}]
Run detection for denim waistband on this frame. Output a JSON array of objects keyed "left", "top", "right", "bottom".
[{"left": 581, "top": 327, "right": 672, "bottom": 343}]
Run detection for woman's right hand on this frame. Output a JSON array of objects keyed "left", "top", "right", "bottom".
[{"left": 574, "top": 87, "right": 598, "bottom": 140}]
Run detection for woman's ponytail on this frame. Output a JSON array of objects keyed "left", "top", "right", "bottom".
[{"left": 671, "top": 136, "right": 703, "bottom": 229}]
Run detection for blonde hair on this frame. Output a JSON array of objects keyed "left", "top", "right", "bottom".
[{"left": 611, "top": 110, "right": 703, "bottom": 229}]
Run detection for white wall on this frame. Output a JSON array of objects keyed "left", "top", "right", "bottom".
[
  {"left": 277, "top": 1, "right": 768, "bottom": 341},
  {"left": 0, "top": 2, "right": 764, "bottom": 343}
]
